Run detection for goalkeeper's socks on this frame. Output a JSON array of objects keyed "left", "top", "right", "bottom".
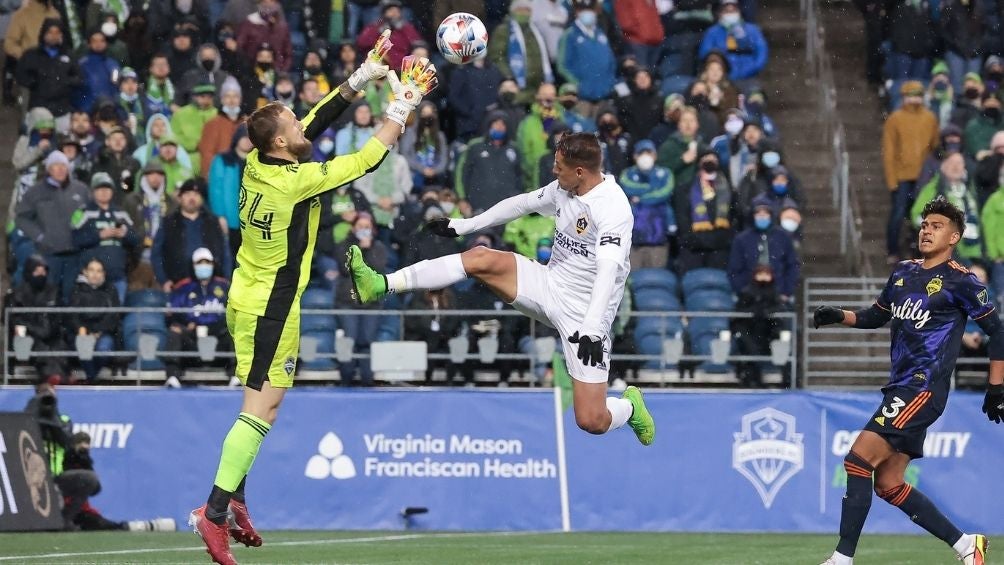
[
  {"left": 880, "top": 483, "right": 963, "bottom": 545},
  {"left": 387, "top": 254, "right": 467, "bottom": 293},
  {"left": 206, "top": 413, "right": 271, "bottom": 525},
  {"left": 231, "top": 476, "right": 247, "bottom": 504},
  {"left": 835, "top": 451, "right": 873, "bottom": 557}
]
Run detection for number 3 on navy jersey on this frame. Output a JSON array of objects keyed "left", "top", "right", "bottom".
[{"left": 881, "top": 396, "right": 906, "bottom": 418}]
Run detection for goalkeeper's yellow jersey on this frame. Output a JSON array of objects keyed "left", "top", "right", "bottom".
[{"left": 228, "top": 88, "right": 389, "bottom": 320}]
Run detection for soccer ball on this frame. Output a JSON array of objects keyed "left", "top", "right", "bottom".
[{"left": 436, "top": 12, "right": 489, "bottom": 65}]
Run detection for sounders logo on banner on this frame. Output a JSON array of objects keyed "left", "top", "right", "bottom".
[
  {"left": 732, "top": 407, "right": 804, "bottom": 509},
  {"left": 305, "top": 430, "right": 556, "bottom": 480}
]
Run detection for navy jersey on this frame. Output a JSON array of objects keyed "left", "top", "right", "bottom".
[{"left": 874, "top": 260, "right": 995, "bottom": 401}]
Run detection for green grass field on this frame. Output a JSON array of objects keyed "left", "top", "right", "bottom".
[{"left": 0, "top": 531, "right": 989, "bottom": 565}]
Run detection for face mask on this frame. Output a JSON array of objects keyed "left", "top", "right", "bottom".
[
  {"left": 277, "top": 90, "right": 294, "bottom": 100},
  {"left": 690, "top": 94, "right": 708, "bottom": 108},
  {"left": 318, "top": 138, "right": 334, "bottom": 154},
  {"left": 101, "top": 22, "right": 117, "bottom": 37},
  {"left": 772, "top": 182, "right": 788, "bottom": 194},
  {"left": 28, "top": 274, "right": 48, "bottom": 290},
  {"left": 964, "top": 87, "right": 980, "bottom": 100},
  {"left": 724, "top": 118, "right": 743, "bottom": 136},
  {"left": 600, "top": 121, "right": 617, "bottom": 132},
  {"left": 746, "top": 101, "right": 763, "bottom": 114},
  {"left": 121, "top": 92, "right": 138, "bottom": 102},
  {"left": 780, "top": 218, "right": 799, "bottom": 232},
  {"left": 721, "top": 13, "right": 741, "bottom": 26},
  {"left": 194, "top": 264, "right": 213, "bottom": 279},
  {"left": 945, "top": 141, "right": 962, "bottom": 153},
  {"left": 257, "top": 62, "right": 272, "bottom": 72},
  {"left": 761, "top": 151, "right": 781, "bottom": 168},
  {"left": 990, "top": 71, "right": 1004, "bottom": 83},
  {"left": 305, "top": 65, "right": 322, "bottom": 75},
  {"left": 577, "top": 11, "right": 597, "bottom": 28},
  {"left": 354, "top": 228, "right": 373, "bottom": 240},
  {"left": 701, "top": 160, "right": 718, "bottom": 174},
  {"left": 754, "top": 216, "right": 771, "bottom": 230},
  {"left": 514, "top": 13, "right": 531, "bottom": 24},
  {"left": 537, "top": 247, "right": 552, "bottom": 263},
  {"left": 933, "top": 81, "right": 949, "bottom": 92},
  {"left": 440, "top": 201, "right": 455, "bottom": 214},
  {"left": 420, "top": 116, "right": 435, "bottom": 126},
  {"left": 201, "top": 59, "right": 215, "bottom": 71},
  {"left": 539, "top": 98, "right": 554, "bottom": 109},
  {"left": 500, "top": 91, "right": 517, "bottom": 105},
  {"left": 636, "top": 154, "right": 655, "bottom": 171},
  {"left": 489, "top": 128, "right": 506, "bottom": 141},
  {"left": 223, "top": 105, "right": 241, "bottom": 118},
  {"left": 985, "top": 107, "right": 1001, "bottom": 121},
  {"left": 561, "top": 99, "right": 576, "bottom": 110}
]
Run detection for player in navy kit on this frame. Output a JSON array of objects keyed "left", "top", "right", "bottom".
[{"left": 813, "top": 198, "right": 1004, "bottom": 565}]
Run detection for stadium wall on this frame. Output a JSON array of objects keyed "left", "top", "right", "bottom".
[{"left": 0, "top": 389, "right": 1001, "bottom": 534}]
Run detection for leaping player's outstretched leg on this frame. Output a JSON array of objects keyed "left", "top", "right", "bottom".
[{"left": 347, "top": 243, "right": 655, "bottom": 445}]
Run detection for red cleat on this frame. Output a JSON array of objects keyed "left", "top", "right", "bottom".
[
  {"left": 228, "top": 500, "right": 263, "bottom": 547},
  {"left": 188, "top": 505, "right": 237, "bottom": 565}
]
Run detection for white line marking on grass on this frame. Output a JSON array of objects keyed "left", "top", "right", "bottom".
[{"left": 0, "top": 531, "right": 546, "bottom": 561}]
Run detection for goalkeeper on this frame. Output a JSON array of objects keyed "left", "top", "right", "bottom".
[{"left": 188, "top": 32, "right": 439, "bottom": 565}]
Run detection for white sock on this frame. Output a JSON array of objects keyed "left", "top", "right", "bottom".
[
  {"left": 829, "top": 551, "right": 853, "bottom": 565},
  {"left": 386, "top": 254, "right": 467, "bottom": 293},
  {"left": 953, "top": 533, "right": 974, "bottom": 556},
  {"left": 605, "top": 397, "right": 633, "bottom": 432}
]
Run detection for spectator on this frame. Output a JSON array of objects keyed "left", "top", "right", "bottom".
[
  {"left": 143, "top": 54, "right": 178, "bottom": 118},
  {"left": 536, "top": 124, "right": 570, "bottom": 188},
  {"left": 3, "top": 0, "right": 60, "bottom": 107},
  {"left": 133, "top": 113, "right": 194, "bottom": 170},
  {"left": 356, "top": 0, "right": 421, "bottom": 70},
  {"left": 699, "top": 52, "right": 740, "bottom": 124},
  {"left": 336, "top": 103, "right": 375, "bottom": 155},
  {"left": 557, "top": 83, "right": 596, "bottom": 134},
  {"left": 16, "top": 18, "right": 82, "bottom": 129},
  {"left": 759, "top": 166, "right": 805, "bottom": 218},
  {"left": 917, "top": 124, "right": 968, "bottom": 192},
  {"left": 488, "top": 0, "right": 553, "bottom": 107},
  {"left": 272, "top": 74, "right": 297, "bottom": 111},
  {"left": 911, "top": 152, "right": 983, "bottom": 261},
  {"left": 354, "top": 145, "right": 412, "bottom": 237},
  {"left": 974, "top": 131, "right": 1004, "bottom": 205},
  {"left": 649, "top": 93, "right": 685, "bottom": 148},
  {"left": 731, "top": 264, "right": 783, "bottom": 387},
  {"left": 698, "top": 0, "right": 767, "bottom": 82},
  {"left": 662, "top": 0, "right": 715, "bottom": 77},
  {"left": 154, "top": 137, "right": 194, "bottom": 195},
  {"left": 614, "top": 0, "right": 664, "bottom": 70},
  {"left": 887, "top": 0, "right": 935, "bottom": 82},
  {"left": 983, "top": 56, "right": 1004, "bottom": 94},
  {"left": 148, "top": 0, "right": 211, "bottom": 45},
  {"left": 778, "top": 202, "right": 802, "bottom": 247},
  {"left": 328, "top": 41, "right": 359, "bottom": 86},
  {"left": 981, "top": 178, "right": 1004, "bottom": 290},
  {"left": 728, "top": 197, "right": 799, "bottom": 302},
  {"left": 179, "top": 44, "right": 231, "bottom": 108},
  {"left": 713, "top": 109, "right": 744, "bottom": 184},
  {"left": 71, "top": 172, "right": 138, "bottom": 301},
  {"left": 557, "top": 0, "right": 616, "bottom": 116},
  {"left": 938, "top": 0, "right": 983, "bottom": 95},
  {"left": 503, "top": 212, "right": 556, "bottom": 260},
  {"left": 6, "top": 255, "right": 68, "bottom": 382},
  {"left": 400, "top": 101, "right": 448, "bottom": 189},
  {"left": 68, "top": 258, "right": 120, "bottom": 382},
  {"left": 882, "top": 80, "right": 939, "bottom": 262},
  {"left": 529, "top": 0, "right": 567, "bottom": 64},
  {"left": 963, "top": 92, "right": 1004, "bottom": 159},
  {"left": 404, "top": 287, "right": 462, "bottom": 384},
  {"left": 151, "top": 179, "right": 230, "bottom": 292},
  {"left": 950, "top": 72, "right": 984, "bottom": 130},
  {"left": 297, "top": 77, "right": 324, "bottom": 117},
  {"left": 300, "top": 50, "right": 331, "bottom": 96},
  {"left": 198, "top": 78, "right": 244, "bottom": 179},
  {"left": 674, "top": 149, "right": 733, "bottom": 272},
  {"left": 362, "top": 72, "right": 393, "bottom": 117},
  {"left": 851, "top": 0, "right": 883, "bottom": 85},
  {"left": 123, "top": 160, "right": 172, "bottom": 258},
  {"left": 120, "top": 12, "right": 154, "bottom": 75},
  {"left": 111, "top": 68, "right": 145, "bottom": 138},
  {"left": 334, "top": 214, "right": 388, "bottom": 386},
  {"left": 743, "top": 88, "right": 777, "bottom": 139},
  {"left": 685, "top": 80, "right": 723, "bottom": 142},
  {"left": 74, "top": 28, "right": 120, "bottom": 114},
  {"left": 221, "top": 0, "right": 259, "bottom": 29},
  {"left": 619, "top": 139, "right": 675, "bottom": 270},
  {"left": 658, "top": 106, "right": 704, "bottom": 189},
  {"left": 11, "top": 108, "right": 55, "bottom": 214},
  {"left": 16, "top": 151, "right": 90, "bottom": 302},
  {"left": 596, "top": 108, "right": 633, "bottom": 177},
  {"left": 516, "top": 83, "right": 563, "bottom": 190},
  {"left": 481, "top": 79, "right": 527, "bottom": 141},
  {"left": 66, "top": 111, "right": 100, "bottom": 160},
  {"left": 208, "top": 125, "right": 251, "bottom": 259},
  {"left": 395, "top": 192, "right": 462, "bottom": 265},
  {"left": 56, "top": 137, "right": 89, "bottom": 185},
  {"left": 926, "top": 63, "right": 955, "bottom": 130},
  {"left": 164, "top": 247, "right": 233, "bottom": 387},
  {"left": 165, "top": 25, "right": 198, "bottom": 87},
  {"left": 615, "top": 68, "right": 662, "bottom": 142},
  {"left": 87, "top": 10, "right": 129, "bottom": 65},
  {"left": 92, "top": 127, "right": 141, "bottom": 204},
  {"left": 315, "top": 184, "right": 374, "bottom": 284},
  {"left": 171, "top": 84, "right": 218, "bottom": 174},
  {"left": 456, "top": 113, "right": 523, "bottom": 213}
]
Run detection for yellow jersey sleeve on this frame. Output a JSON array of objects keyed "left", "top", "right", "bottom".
[{"left": 290, "top": 136, "right": 389, "bottom": 202}]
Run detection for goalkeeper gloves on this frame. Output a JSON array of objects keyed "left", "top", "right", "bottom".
[
  {"left": 424, "top": 217, "right": 458, "bottom": 238},
  {"left": 813, "top": 306, "right": 845, "bottom": 329},
  {"left": 386, "top": 55, "right": 439, "bottom": 128},
  {"left": 568, "top": 332, "right": 604, "bottom": 367},
  {"left": 983, "top": 384, "right": 1004, "bottom": 424},
  {"left": 347, "top": 29, "right": 392, "bottom": 92}
]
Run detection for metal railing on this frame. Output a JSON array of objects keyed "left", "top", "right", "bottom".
[{"left": 2, "top": 306, "right": 798, "bottom": 387}]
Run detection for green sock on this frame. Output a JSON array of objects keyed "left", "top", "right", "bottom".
[{"left": 213, "top": 412, "right": 270, "bottom": 492}]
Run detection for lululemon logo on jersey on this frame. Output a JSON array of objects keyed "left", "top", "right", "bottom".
[
  {"left": 575, "top": 214, "right": 589, "bottom": 235},
  {"left": 891, "top": 298, "right": 932, "bottom": 329},
  {"left": 305, "top": 432, "right": 357, "bottom": 480},
  {"left": 732, "top": 408, "right": 804, "bottom": 509}
]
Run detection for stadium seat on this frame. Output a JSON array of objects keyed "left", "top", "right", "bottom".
[
  {"left": 301, "top": 288, "right": 336, "bottom": 333},
  {"left": 300, "top": 329, "right": 336, "bottom": 371},
  {"left": 635, "top": 333, "right": 666, "bottom": 369},
  {"left": 633, "top": 289, "right": 682, "bottom": 312},
  {"left": 689, "top": 330, "right": 733, "bottom": 374},
  {"left": 630, "top": 268, "right": 679, "bottom": 297},
  {"left": 122, "top": 312, "right": 167, "bottom": 370},
  {"left": 684, "top": 289, "right": 735, "bottom": 312},
  {"left": 124, "top": 289, "right": 168, "bottom": 307},
  {"left": 634, "top": 315, "right": 684, "bottom": 341},
  {"left": 681, "top": 269, "right": 732, "bottom": 297}
]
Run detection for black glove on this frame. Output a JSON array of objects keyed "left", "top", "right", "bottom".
[
  {"left": 813, "top": 306, "right": 845, "bottom": 329},
  {"left": 568, "top": 331, "right": 603, "bottom": 367},
  {"left": 423, "top": 217, "right": 458, "bottom": 238},
  {"left": 982, "top": 384, "right": 1004, "bottom": 424}
]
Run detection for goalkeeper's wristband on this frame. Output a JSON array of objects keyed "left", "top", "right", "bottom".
[
  {"left": 347, "top": 71, "right": 366, "bottom": 93},
  {"left": 385, "top": 100, "right": 412, "bottom": 128}
]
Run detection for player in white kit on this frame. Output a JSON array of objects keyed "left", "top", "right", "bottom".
[{"left": 348, "top": 133, "right": 655, "bottom": 444}]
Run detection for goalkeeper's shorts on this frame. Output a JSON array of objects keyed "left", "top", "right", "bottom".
[{"left": 227, "top": 305, "right": 300, "bottom": 390}]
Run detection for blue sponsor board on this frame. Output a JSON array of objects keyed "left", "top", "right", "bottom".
[{"left": 0, "top": 389, "right": 1000, "bottom": 533}]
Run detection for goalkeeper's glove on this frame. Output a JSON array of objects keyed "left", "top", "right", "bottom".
[
  {"left": 813, "top": 306, "right": 845, "bottom": 329},
  {"left": 983, "top": 384, "right": 1004, "bottom": 424},
  {"left": 347, "top": 29, "right": 392, "bottom": 92},
  {"left": 385, "top": 55, "right": 439, "bottom": 128},
  {"left": 568, "top": 331, "right": 604, "bottom": 367},
  {"left": 424, "top": 217, "right": 458, "bottom": 238}
]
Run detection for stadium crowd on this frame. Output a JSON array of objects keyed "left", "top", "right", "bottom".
[
  {"left": 858, "top": 0, "right": 1004, "bottom": 367},
  {"left": 1, "top": 0, "right": 800, "bottom": 387}
]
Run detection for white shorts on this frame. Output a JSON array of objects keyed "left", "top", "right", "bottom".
[{"left": 510, "top": 254, "right": 610, "bottom": 384}]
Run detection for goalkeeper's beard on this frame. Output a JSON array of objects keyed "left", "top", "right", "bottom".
[{"left": 292, "top": 138, "right": 314, "bottom": 161}]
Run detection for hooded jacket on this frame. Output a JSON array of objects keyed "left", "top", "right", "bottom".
[
  {"left": 178, "top": 44, "right": 232, "bottom": 106},
  {"left": 170, "top": 102, "right": 218, "bottom": 173},
  {"left": 697, "top": 20, "right": 768, "bottom": 80},
  {"left": 11, "top": 107, "right": 55, "bottom": 211},
  {"left": 3, "top": 0, "right": 59, "bottom": 59},
  {"left": 74, "top": 44, "right": 120, "bottom": 113},
  {"left": 197, "top": 107, "right": 243, "bottom": 177},
  {"left": 455, "top": 113, "right": 523, "bottom": 212},
  {"left": 881, "top": 102, "right": 939, "bottom": 189},
  {"left": 208, "top": 126, "right": 247, "bottom": 231},
  {"left": 15, "top": 18, "right": 82, "bottom": 116},
  {"left": 557, "top": 20, "right": 616, "bottom": 101},
  {"left": 9, "top": 256, "right": 61, "bottom": 341},
  {"left": 237, "top": 11, "right": 293, "bottom": 71},
  {"left": 727, "top": 197, "right": 800, "bottom": 296},
  {"left": 132, "top": 113, "right": 194, "bottom": 170}
]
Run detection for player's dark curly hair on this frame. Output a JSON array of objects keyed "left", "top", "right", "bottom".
[{"left": 921, "top": 196, "right": 965, "bottom": 235}]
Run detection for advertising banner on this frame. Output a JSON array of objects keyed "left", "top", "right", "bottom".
[
  {"left": 0, "top": 388, "right": 1000, "bottom": 533},
  {"left": 0, "top": 412, "right": 64, "bottom": 531}
]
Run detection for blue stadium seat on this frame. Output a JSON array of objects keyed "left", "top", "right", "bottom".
[
  {"left": 659, "top": 74, "right": 694, "bottom": 96},
  {"left": 375, "top": 294, "right": 403, "bottom": 342},
  {"left": 122, "top": 312, "right": 167, "bottom": 336},
  {"left": 301, "top": 288, "right": 336, "bottom": 332},
  {"left": 633, "top": 289, "right": 682, "bottom": 312},
  {"left": 635, "top": 333, "right": 667, "bottom": 369},
  {"left": 689, "top": 330, "right": 733, "bottom": 374},
  {"left": 687, "top": 316, "right": 730, "bottom": 337},
  {"left": 684, "top": 289, "right": 735, "bottom": 312},
  {"left": 634, "top": 315, "right": 684, "bottom": 341},
  {"left": 630, "top": 268, "right": 679, "bottom": 297},
  {"left": 300, "top": 329, "right": 336, "bottom": 371},
  {"left": 681, "top": 268, "right": 732, "bottom": 297},
  {"left": 124, "top": 289, "right": 168, "bottom": 307}
]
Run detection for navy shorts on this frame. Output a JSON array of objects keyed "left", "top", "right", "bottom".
[{"left": 862, "top": 387, "right": 943, "bottom": 459}]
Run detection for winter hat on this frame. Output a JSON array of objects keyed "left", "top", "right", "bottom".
[
  {"left": 119, "top": 67, "right": 138, "bottom": 83},
  {"left": 142, "top": 159, "right": 166, "bottom": 175},
  {"left": 510, "top": 0, "right": 533, "bottom": 12},
  {"left": 90, "top": 172, "right": 115, "bottom": 190},
  {"left": 634, "top": 139, "right": 657, "bottom": 155},
  {"left": 221, "top": 76, "right": 241, "bottom": 97},
  {"left": 900, "top": 80, "right": 924, "bottom": 97},
  {"left": 931, "top": 61, "right": 949, "bottom": 77},
  {"left": 192, "top": 83, "right": 216, "bottom": 95},
  {"left": 985, "top": 55, "right": 1003, "bottom": 71},
  {"left": 964, "top": 72, "right": 984, "bottom": 86},
  {"left": 44, "top": 151, "right": 70, "bottom": 169}
]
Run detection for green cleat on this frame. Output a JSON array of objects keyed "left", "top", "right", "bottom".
[
  {"left": 346, "top": 245, "right": 387, "bottom": 304},
  {"left": 622, "top": 386, "right": 655, "bottom": 446}
]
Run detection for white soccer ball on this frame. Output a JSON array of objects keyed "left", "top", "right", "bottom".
[{"left": 436, "top": 12, "right": 489, "bottom": 65}]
